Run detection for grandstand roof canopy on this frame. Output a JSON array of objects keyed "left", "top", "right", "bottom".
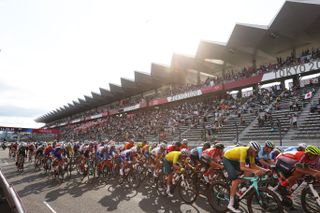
[
  {"left": 196, "top": 0, "right": 320, "bottom": 71},
  {"left": 36, "top": 0, "right": 320, "bottom": 124}
]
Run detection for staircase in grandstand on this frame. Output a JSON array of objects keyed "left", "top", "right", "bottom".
[
  {"left": 178, "top": 98, "right": 259, "bottom": 144},
  {"left": 240, "top": 87, "right": 315, "bottom": 143},
  {"left": 214, "top": 112, "right": 257, "bottom": 143},
  {"left": 292, "top": 86, "right": 320, "bottom": 141}
]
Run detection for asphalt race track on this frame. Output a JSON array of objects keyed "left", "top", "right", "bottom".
[{"left": 0, "top": 150, "right": 304, "bottom": 213}]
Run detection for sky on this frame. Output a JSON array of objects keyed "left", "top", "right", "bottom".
[{"left": 0, "top": 0, "right": 286, "bottom": 128}]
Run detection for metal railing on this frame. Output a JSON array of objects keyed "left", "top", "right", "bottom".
[{"left": 0, "top": 169, "right": 25, "bottom": 213}]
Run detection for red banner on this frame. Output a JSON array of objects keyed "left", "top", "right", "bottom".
[
  {"left": 109, "top": 109, "right": 119, "bottom": 115},
  {"left": 224, "top": 74, "right": 263, "bottom": 90},
  {"left": 148, "top": 97, "right": 168, "bottom": 107},
  {"left": 102, "top": 111, "right": 109, "bottom": 117},
  {"left": 201, "top": 84, "right": 223, "bottom": 94},
  {"left": 32, "top": 129, "right": 60, "bottom": 134}
]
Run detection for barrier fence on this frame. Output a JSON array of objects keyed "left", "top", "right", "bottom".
[{"left": 0, "top": 169, "right": 25, "bottom": 213}]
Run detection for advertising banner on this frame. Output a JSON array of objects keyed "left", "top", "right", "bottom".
[
  {"left": 123, "top": 104, "right": 140, "bottom": 112},
  {"left": 90, "top": 114, "right": 102, "bottom": 120},
  {"left": 167, "top": 89, "right": 202, "bottom": 102},
  {"left": 148, "top": 98, "right": 168, "bottom": 107},
  {"left": 224, "top": 74, "right": 263, "bottom": 90},
  {"left": 201, "top": 84, "right": 223, "bottom": 94},
  {"left": 261, "top": 60, "right": 320, "bottom": 82},
  {"left": 32, "top": 129, "right": 60, "bottom": 134}
]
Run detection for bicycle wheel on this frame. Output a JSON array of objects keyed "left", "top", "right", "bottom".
[
  {"left": 207, "top": 181, "right": 230, "bottom": 213},
  {"left": 247, "top": 187, "right": 283, "bottom": 213},
  {"left": 301, "top": 185, "right": 320, "bottom": 213},
  {"left": 156, "top": 174, "right": 168, "bottom": 196},
  {"left": 128, "top": 170, "right": 141, "bottom": 188},
  {"left": 178, "top": 177, "right": 198, "bottom": 204}
]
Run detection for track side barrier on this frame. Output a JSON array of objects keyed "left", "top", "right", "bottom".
[{"left": 0, "top": 169, "right": 25, "bottom": 213}]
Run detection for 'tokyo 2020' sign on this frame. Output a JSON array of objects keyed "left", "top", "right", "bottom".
[{"left": 261, "top": 59, "right": 320, "bottom": 82}]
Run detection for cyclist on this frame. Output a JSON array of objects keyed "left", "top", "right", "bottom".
[
  {"left": 180, "top": 139, "right": 189, "bottom": 150},
  {"left": 16, "top": 143, "right": 27, "bottom": 170},
  {"left": 52, "top": 145, "right": 66, "bottom": 172},
  {"left": 96, "top": 145, "right": 110, "bottom": 173},
  {"left": 119, "top": 146, "right": 138, "bottom": 176},
  {"left": 190, "top": 142, "right": 211, "bottom": 166},
  {"left": 124, "top": 138, "right": 135, "bottom": 150},
  {"left": 35, "top": 143, "right": 45, "bottom": 159},
  {"left": 163, "top": 148, "right": 190, "bottom": 197},
  {"left": 256, "top": 140, "right": 275, "bottom": 169},
  {"left": 166, "top": 141, "right": 181, "bottom": 153},
  {"left": 27, "top": 142, "right": 35, "bottom": 162},
  {"left": 150, "top": 143, "right": 167, "bottom": 177},
  {"left": 284, "top": 143, "right": 307, "bottom": 152},
  {"left": 44, "top": 143, "right": 54, "bottom": 157},
  {"left": 65, "top": 142, "right": 74, "bottom": 158},
  {"left": 223, "top": 141, "right": 268, "bottom": 213},
  {"left": 275, "top": 145, "right": 320, "bottom": 193},
  {"left": 201, "top": 143, "right": 225, "bottom": 182},
  {"left": 269, "top": 146, "right": 283, "bottom": 161}
]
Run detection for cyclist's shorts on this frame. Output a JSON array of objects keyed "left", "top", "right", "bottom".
[
  {"left": 223, "top": 157, "right": 241, "bottom": 180},
  {"left": 144, "top": 152, "right": 150, "bottom": 159},
  {"left": 201, "top": 156, "right": 217, "bottom": 166},
  {"left": 120, "top": 153, "right": 131, "bottom": 162},
  {"left": 163, "top": 159, "right": 173, "bottom": 174},
  {"left": 276, "top": 157, "right": 295, "bottom": 178}
]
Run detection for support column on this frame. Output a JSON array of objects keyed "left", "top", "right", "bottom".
[
  {"left": 237, "top": 89, "right": 242, "bottom": 98},
  {"left": 222, "top": 62, "right": 226, "bottom": 83},
  {"left": 197, "top": 70, "right": 201, "bottom": 85},
  {"left": 280, "top": 80, "right": 285, "bottom": 90},
  {"left": 252, "top": 58, "right": 257, "bottom": 70},
  {"left": 252, "top": 84, "right": 259, "bottom": 95},
  {"left": 292, "top": 75, "right": 300, "bottom": 89}
]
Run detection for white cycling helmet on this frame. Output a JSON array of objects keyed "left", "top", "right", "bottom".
[
  {"left": 265, "top": 140, "right": 275, "bottom": 149},
  {"left": 182, "top": 139, "right": 188, "bottom": 144},
  {"left": 274, "top": 146, "right": 283, "bottom": 153},
  {"left": 180, "top": 148, "right": 190, "bottom": 156},
  {"left": 248, "top": 141, "right": 261, "bottom": 152},
  {"left": 298, "top": 143, "right": 307, "bottom": 149}
]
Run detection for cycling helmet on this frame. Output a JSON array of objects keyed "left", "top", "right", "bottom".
[
  {"left": 182, "top": 139, "right": 188, "bottom": 145},
  {"left": 175, "top": 141, "right": 182, "bottom": 147},
  {"left": 298, "top": 143, "right": 307, "bottom": 149},
  {"left": 305, "top": 145, "right": 320, "bottom": 155},
  {"left": 265, "top": 140, "right": 275, "bottom": 149},
  {"left": 274, "top": 146, "right": 283, "bottom": 153},
  {"left": 249, "top": 141, "right": 261, "bottom": 152},
  {"left": 215, "top": 143, "right": 225, "bottom": 149},
  {"left": 202, "top": 142, "right": 211, "bottom": 149},
  {"left": 180, "top": 148, "right": 190, "bottom": 156}
]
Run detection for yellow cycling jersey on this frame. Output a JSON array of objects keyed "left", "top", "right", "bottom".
[
  {"left": 165, "top": 151, "right": 181, "bottom": 164},
  {"left": 224, "top": 146, "right": 255, "bottom": 164}
]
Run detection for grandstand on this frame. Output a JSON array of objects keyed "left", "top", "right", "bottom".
[{"left": 35, "top": 0, "right": 320, "bottom": 146}]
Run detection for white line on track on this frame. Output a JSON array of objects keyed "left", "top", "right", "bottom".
[{"left": 43, "top": 201, "right": 57, "bottom": 213}]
